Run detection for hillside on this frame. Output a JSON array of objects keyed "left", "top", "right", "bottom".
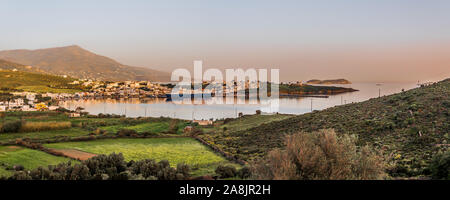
[
  {"left": 0, "top": 45, "right": 170, "bottom": 82},
  {"left": 0, "top": 69, "right": 84, "bottom": 93},
  {"left": 0, "top": 59, "right": 46, "bottom": 74},
  {"left": 307, "top": 79, "right": 352, "bottom": 84},
  {"left": 200, "top": 78, "right": 450, "bottom": 178}
]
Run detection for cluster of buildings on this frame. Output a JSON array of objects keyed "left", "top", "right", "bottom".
[
  {"left": 74, "top": 80, "right": 172, "bottom": 99},
  {"left": 0, "top": 92, "right": 59, "bottom": 112},
  {"left": 0, "top": 80, "right": 173, "bottom": 112},
  {"left": 0, "top": 78, "right": 281, "bottom": 112}
]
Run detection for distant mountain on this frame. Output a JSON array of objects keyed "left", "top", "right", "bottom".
[
  {"left": 0, "top": 45, "right": 170, "bottom": 82},
  {"left": 306, "top": 79, "right": 352, "bottom": 84}
]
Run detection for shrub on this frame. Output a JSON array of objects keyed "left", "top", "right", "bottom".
[
  {"left": 13, "top": 165, "right": 25, "bottom": 171},
  {"left": 10, "top": 171, "right": 32, "bottom": 180},
  {"left": 117, "top": 129, "right": 137, "bottom": 137},
  {"left": 251, "top": 129, "right": 386, "bottom": 180},
  {"left": 168, "top": 119, "right": 179, "bottom": 134},
  {"left": 0, "top": 120, "right": 22, "bottom": 133},
  {"left": 6, "top": 153, "right": 189, "bottom": 180},
  {"left": 237, "top": 166, "right": 252, "bottom": 179},
  {"left": 215, "top": 165, "right": 237, "bottom": 178},
  {"left": 91, "top": 128, "right": 107, "bottom": 135},
  {"left": 129, "top": 159, "right": 190, "bottom": 180},
  {"left": 429, "top": 151, "right": 450, "bottom": 180},
  {"left": 187, "top": 127, "right": 204, "bottom": 136},
  {"left": 83, "top": 153, "right": 128, "bottom": 179}
]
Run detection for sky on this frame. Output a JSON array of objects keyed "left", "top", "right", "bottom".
[{"left": 1, "top": 0, "right": 449, "bottom": 82}]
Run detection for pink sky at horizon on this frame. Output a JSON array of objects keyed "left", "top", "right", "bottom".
[{"left": 101, "top": 41, "right": 450, "bottom": 83}]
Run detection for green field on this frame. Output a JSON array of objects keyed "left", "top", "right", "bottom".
[
  {"left": 0, "top": 146, "right": 74, "bottom": 176},
  {"left": 44, "top": 137, "right": 236, "bottom": 176},
  {"left": 16, "top": 85, "right": 81, "bottom": 94},
  {"left": 0, "top": 128, "right": 90, "bottom": 144},
  {"left": 100, "top": 122, "right": 176, "bottom": 134},
  {"left": 0, "top": 70, "right": 84, "bottom": 93},
  {"left": 0, "top": 112, "right": 188, "bottom": 144}
]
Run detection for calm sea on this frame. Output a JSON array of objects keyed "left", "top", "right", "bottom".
[{"left": 60, "top": 83, "right": 418, "bottom": 120}]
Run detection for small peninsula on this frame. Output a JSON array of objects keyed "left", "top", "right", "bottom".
[{"left": 306, "top": 79, "right": 352, "bottom": 84}]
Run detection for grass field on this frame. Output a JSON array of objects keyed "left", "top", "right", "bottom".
[
  {"left": 0, "top": 112, "right": 189, "bottom": 144},
  {"left": 16, "top": 85, "right": 81, "bottom": 94},
  {"left": 0, "top": 146, "right": 74, "bottom": 175},
  {"left": 44, "top": 137, "right": 236, "bottom": 176},
  {"left": 0, "top": 128, "right": 90, "bottom": 144},
  {"left": 100, "top": 121, "right": 189, "bottom": 135},
  {"left": 101, "top": 122, "right": 170, "bottom": 134},
  {"left": 0, "top": 70, "right": 84, "bottom": 93}
]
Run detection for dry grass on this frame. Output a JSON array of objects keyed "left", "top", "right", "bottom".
[
  {"left": 252, "top": 129, "right": 386, "bottom": 180},
  {"left": 20, "top": 121, "right": 72, "bottom": 132}
]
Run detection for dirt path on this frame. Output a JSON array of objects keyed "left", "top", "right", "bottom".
[{"left": 50, "top": 149, "right": 97, "bottom": 161}]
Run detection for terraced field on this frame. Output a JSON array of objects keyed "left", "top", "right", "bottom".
[{"left": 44, "top": 137, "right": 237, "bottom": 176}]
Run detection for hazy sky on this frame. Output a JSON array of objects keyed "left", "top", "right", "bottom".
[{"left": 1, "top": 0, "right": 449, "bottom": 82}]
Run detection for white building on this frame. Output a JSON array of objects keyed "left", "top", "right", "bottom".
[
  {"left": 49, "top": 106, "right": 59, "bottom": 111},
  {"left": 21, "top": 105, "right": 37, "bottom": 111}
]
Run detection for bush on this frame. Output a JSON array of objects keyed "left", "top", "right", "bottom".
[
  {"left": 129, "top": 159, "right": 190, "bottom": 180},
  {"left": 91, "top": 128, "right": 107, "bottom": 135},
  {"left": 83, "top": 153, "right": 128, "bottom": 179},
  {"left": 252, "top": 129, "right": 386, "bottom": 180},
  {"left": 117, "top": 129, "right": 138, "bottom": 137},
  {"left": 168, "top": 119, "right": 179, "bottom": 134},
  {"left": 237, "top": 166, "right": 252, "bottom": 179},
  {"left": 6, "top": 153, "right": 191, "bottom": 180},
  {"left": 215, "top": 165, "right": 237, "bottom": 178},
  {"left": 0, "top": 120, "right": 22, "bottom": 133},
  {"left": 429, "top": 151, "right": 450, "bottom": 180},
  {"left": 13, "top": 165, "right": 24, "bottom": 171}
]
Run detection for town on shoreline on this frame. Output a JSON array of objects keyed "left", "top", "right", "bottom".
[{"left": 1, "top": 76, "right": 359, "bottom": 113}]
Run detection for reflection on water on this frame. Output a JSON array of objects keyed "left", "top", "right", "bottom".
[{"left": 60, "top": 83, "right": 417, "bottom": 120}]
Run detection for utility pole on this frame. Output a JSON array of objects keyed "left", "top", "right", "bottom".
[{"left": 379, "top": 88, "right": 381, "bottom": 98}]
